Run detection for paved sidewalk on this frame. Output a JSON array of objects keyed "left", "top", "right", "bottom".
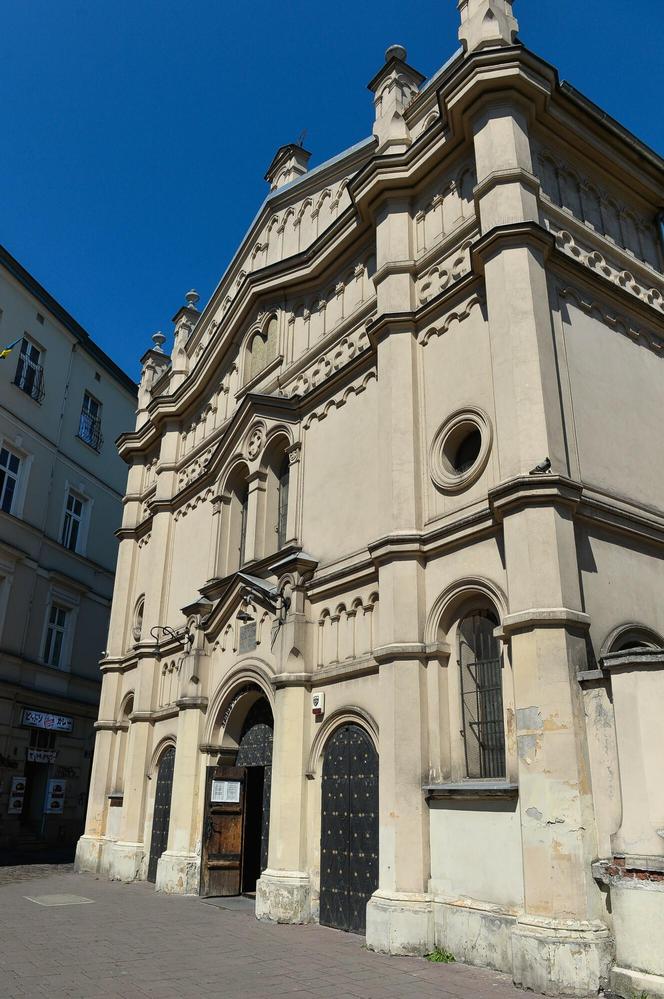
[{"left": 0, "top": 866, "right": 526, "bottom": 999}]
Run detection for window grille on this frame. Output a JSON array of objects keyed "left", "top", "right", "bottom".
[
  {"left": 14, "top": 339, "right": 45, "bottom": 402},
  {"left": 0, "top": 447, "right": 20, "bottom": 514},
  {"left": 459, "top": 611, "right": 506, "bottom": 778},
  {"left": 78, "top": 392, "right": 103, "bottom": 451},
  {"left": 277, "top": 456, "right": 289, "bottom": 549},
  {"left": 61, "top": 491, "right": 85, "bottom": 551},
  {"left": 43, "top": 604, "right": 69, "bottom": 668}
]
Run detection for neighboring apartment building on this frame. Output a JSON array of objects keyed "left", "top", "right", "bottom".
[
  {"left": 0, "top": 243, "right": 136, "bottom": 857},
  {"left": 77, "top": 3, "right": 664, "bottom": 997}
]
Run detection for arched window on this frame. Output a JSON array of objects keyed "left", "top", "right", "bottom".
[
  {"left": 132, "top": 596, "right": 145, "bottom": 642},
  {"left": 221, "top": 464, "right": 251, "bottom": 575},
  {"left": 277, "top": 454, "right": 289, "bottom": 550},
  {"left": 458, "top": 610, "right": 505, "bottom": 779},
  {"left": 238, "top": 482, "right": 249, "bottom": 567}
]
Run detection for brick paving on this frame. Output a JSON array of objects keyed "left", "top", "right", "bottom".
[{"left": 0, "top": 866, "right": 528, "bottom": 999}]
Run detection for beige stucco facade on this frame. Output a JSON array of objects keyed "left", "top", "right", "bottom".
[
  {"left": 77, "top": 4, "right": 664, "bottom": 995},
  {"left": 0, "top": 244, "right": 137, "bottom": 854}
]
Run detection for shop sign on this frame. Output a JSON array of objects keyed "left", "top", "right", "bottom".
[
  {"left": 44, "top": 779, "right": 66, "bottom": 814},
  {"left": 21, "top": 709, "right": 73, "bottom": 733},
  {"left": 8, "top": 775, "right": 26, "bottom": 814},
  {"left": 26, "top": 748, "right": 58, "bottom": 764}
]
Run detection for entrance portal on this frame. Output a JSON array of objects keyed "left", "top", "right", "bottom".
[
  {"left": 147, "top": 746, "right": 175, "bottom": 883},
  {"left": 319, "top": 724, "right": 379, "bottom": 934},
  {"left": 200, "top": 696, "right": 273, "bottom": 897}
]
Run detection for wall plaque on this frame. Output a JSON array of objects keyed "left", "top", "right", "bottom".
[
  {"left": 211, "top": 780, "right": 241, "bottom": 804},
  {"left": 239, "top": 622, "right": 257, "bottom": 653}
]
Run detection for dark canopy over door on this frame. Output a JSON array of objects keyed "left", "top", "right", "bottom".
[
  {"left": 200, "top": 765, "right": 247, "bottom": 898},
  {"left": 320, "top": 724, "right": 378, "bottom": 934},
  {"left": 147, "top": 746, "right": 175, "bottom": 884}
]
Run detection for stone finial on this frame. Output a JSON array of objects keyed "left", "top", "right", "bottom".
[
  {"left": 151, "top": 331, "right": 166, "bottom": 353},
  {"left": 458, "top": 0, "right": 519, "bottom": 53},
  {"left": 367, "top": 44, "right": 425, "bottom": 154},
  {"left": 265, "top": 143, "right": 312, "bottom": 191},
  {"left": 185, "top": 289, "right": 200, "bottom": 309}
]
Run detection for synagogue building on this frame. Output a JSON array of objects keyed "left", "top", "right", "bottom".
[{"left": 77, "top": 3, "right": 664, "bottom": 995}]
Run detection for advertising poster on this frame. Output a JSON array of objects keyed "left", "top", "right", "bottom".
[
  {"left": 8, "top": 776, "right": 26, "bottom": 814},
  {"left": 44, "top": 778, "right": 66, "bottom": 814}
]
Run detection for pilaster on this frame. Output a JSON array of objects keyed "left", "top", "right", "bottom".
[{"left": 256, "top": 683, "right": 312, "bottom": 923}]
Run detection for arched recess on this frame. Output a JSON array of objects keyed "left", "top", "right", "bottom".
[
  {"left": 601, "top": 623, "right": 664, "bottom": 657},
  {"left": 147, "top": 741, "right": 176, "bottom": 884},
  {"left": 244, "top": 315, "right": 278, "bottom": 384},
  {"left": 306, "top": 706, "right": 379, "bottom": 779},
  {"left": 318, "top": 718, "right": 379, "bottom": 935},
  {"left": 258, "top": 430, "right": 292, "bottom": 559},
  {"left": 112, "top": 693, "right": 134, "bottom": 796},
  {"left": 216, "top": 460, "right": 250, "bottom": 575},
  {"left": 200, "top": 672, "right": 275, "bottom": 897},
  {"left": 426, "top": 577, "right": 512, "bottom": 783}
]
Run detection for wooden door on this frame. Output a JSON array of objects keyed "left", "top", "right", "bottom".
[
  {"left": 319, "top": 725, "right": 379, "bottom": 934},
  {"left": 199, "top": 765, "right": 247, "bottom": 897},
  {"left": 147, "top": 746, "right": 175, "bottom": 884}
]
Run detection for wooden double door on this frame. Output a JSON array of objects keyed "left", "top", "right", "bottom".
[
  {"left": 319, "top": 724, "right": 379, "bottom": 934},
  {"left": 200, "top": 700, "right": 272, "bottom": 897}
]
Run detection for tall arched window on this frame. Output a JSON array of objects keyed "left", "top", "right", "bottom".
[
  {"left": 458, "top": 610, "right": 505, "bottom": 778},
  {"left": 238, "top": 482, "right": 249, "bottom": 567},
  {"left": 277, "top": 455, "right": 289, "bottom": 550}
]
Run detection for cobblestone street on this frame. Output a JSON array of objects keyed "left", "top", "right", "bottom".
[{"left": 0, "top": 865, "right": 527, "bottom": 999}]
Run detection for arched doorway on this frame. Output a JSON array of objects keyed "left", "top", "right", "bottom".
[
  {"left": 147, "top": 745, "right": 175, "bottom": 883},
  {"left": 319, "top": 724, "right": 378, "bottom": 934},
  {"left": 200, "top": 692, "right": 273, "bottom": 898}
]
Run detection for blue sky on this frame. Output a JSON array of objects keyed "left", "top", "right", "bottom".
[{"left": 2, "top": 1, "right": 662, "bottom": 381}]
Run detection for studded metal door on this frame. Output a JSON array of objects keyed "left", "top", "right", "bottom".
[
  {"left": 147, "top": 746, "right": 175, "bottom": 884},
  {"left": 320, "top": 725, "right": 378, "bottom": 934}
]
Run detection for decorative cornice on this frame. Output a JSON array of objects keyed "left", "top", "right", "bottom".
[
  {"left": 489, "top": 475, "right": 583, "bottom": 522},
  {"left": 501, "top": 607, "right": 591, "bottom": 636}
]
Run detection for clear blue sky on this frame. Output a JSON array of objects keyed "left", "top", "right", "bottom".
[{"left": 2, "top": 1, "right": 662, "bottom": 381}]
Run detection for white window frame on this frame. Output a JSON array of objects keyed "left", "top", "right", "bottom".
[
  {"left": 43, "top": 604, "right": 69, "bottom": 668},
  {"left": 0, "top": 445, "right": 21, "bottom": 515},
  {"left": 15, "top": 336, "right": 45, "bottom": 401},
  {"left": 0, "top": 437, "right": 32, "bottom": 520},
  {"left": 58, "top": 481, "right": 93, "bottom": 556},
  {"left": 40, "top": 584, "right": 80, "bottom": 673}
]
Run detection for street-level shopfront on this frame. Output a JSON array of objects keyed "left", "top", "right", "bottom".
[{"left": 0, "top": 691, "right": 98, "bottom": 854}]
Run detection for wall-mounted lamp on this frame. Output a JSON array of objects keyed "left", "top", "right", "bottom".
[{"left": 150, "top": 625, "right": 179, "bottom": 659}]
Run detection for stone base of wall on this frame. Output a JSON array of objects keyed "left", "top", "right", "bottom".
[
  {"left": 108, "top": 841, "right": 145, "bottom": 882},
  {"left": 365, "top": 890, "right": 433, "bottom": 956},
  {"left": 610, "top": 879, "right": 664, "bottom": 997},
  {"left": 74, "top": 835, "right": 104, "bottom": 875},
  {"left": 511, "top": 915, "right": 613, "bottom": 997},
  {"left": 255, "top": 869, "right": 312, "bottom": 923},
  {"left": 434, "top": 898, "right": 515, "bottom": 973},
  {"left": 155, "top": 851, "right": 200, "bottom": 894}
]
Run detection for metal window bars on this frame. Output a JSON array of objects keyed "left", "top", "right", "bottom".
[
  {"left": 77, "top": 410, "right": 103, "bottom": 451},
  {"left": 14, "top": 356, "right": 45, "bottom": 403},
  {"left": 459, "top": 613, "right": 506, "bottom": 779}
]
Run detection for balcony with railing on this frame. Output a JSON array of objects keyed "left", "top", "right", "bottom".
[
  {"left": 77, "top": 410, "right": 103, "bottom": 451},
  {"left": 14, "top": 357, "right": 45, "bottom": 403}
]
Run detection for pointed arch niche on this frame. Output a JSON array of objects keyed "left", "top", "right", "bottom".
[{"left": 257, "top": 432, "right": 292, "bottom": 559}]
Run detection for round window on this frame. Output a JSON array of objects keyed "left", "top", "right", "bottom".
[{"left": 430, "top": 409, "right": 492, "bottom": 493}]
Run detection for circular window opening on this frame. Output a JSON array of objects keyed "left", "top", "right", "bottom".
[
  {"left": 447, "top": 426, "right": 482, "bottom": 475},
  {"left": 429, "top": 408, "right": 492, "bottom": 494}
]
